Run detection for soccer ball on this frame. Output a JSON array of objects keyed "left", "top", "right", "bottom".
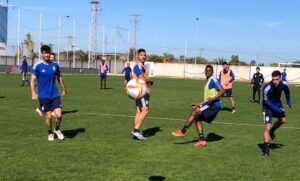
[{"left": 126, "top": 78, "right": 148, "bottom": 99}]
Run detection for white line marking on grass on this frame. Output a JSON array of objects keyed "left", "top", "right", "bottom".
[{"left": 3, "top": 106, "right": 300, "bottom": 130}]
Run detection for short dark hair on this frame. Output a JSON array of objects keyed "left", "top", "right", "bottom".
[
  {"left": 137, "top": 48, "right": 146, "bottom": 54},
  {"left": 41, "top": 45, "right": 51, "bottom": 53},
  {"left": 272, "top": 70, "right": 281, "bottom": 77},
  {"left": 256, "top": 67, "right": 260, "bottom": 70},
  {"left": 222, "top": 61, "right": 228, "bottom": 65},
  {"left": 205, "top": 64, "right": 214, "bottom": 71}
]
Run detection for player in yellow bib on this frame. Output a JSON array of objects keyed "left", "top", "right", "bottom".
[{"left": 172, "top": 65, "right": 225, "bottom": 147}]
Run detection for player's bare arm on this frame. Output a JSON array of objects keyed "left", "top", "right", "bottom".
[
  {"left": 30, "top": 75, "right": 38, "bottom": 100},
  {"left": 57, "top": 75, "right": 67, "bottom": 96}
]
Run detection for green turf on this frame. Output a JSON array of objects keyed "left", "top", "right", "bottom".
[{"left": 0, "top": 73, "right": 299, "bottom": 180}]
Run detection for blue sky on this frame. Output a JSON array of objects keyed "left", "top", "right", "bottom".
[{"left": 3, "top": 0, "right": 300, "bottom": 64}]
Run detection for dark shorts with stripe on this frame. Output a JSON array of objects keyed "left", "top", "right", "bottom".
[
  {"left": 39, "top": 97, "right": 62, "bottom": 113},
  {"left": 125, "top": 76, "right": 130, "bottom": 82},
  {"left": 263, "top": 106, "right": 285, "bottom": 124},
  {"left": 135, "top": 93, "right": 150, "bottom": 109},
  {"left": 195, "top": 102, "right": 220, "bottom": 123},
  {"left": 22, "top": 70, "right": 27, "bottom": 76},
  {"left": 224, "top": 89, "right": 233, "bottom": 97}
]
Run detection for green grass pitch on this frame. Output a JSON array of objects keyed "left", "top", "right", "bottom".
[{"left": 0, "top": 73, "right": 299, "bottom": 180}]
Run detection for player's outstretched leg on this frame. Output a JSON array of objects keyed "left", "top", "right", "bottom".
[{"left": 172, "top": 108, "right": 198, "bottom": 138}]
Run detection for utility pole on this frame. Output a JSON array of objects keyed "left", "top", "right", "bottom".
[
  {"left": 256, "top": 41, "right": 260, "bottom": 64},
  {"left": 130, "top": 14, "right": 142, "bottom": 61},
  {"left": 66, "top": 35, "right": 73, "bottom": 68},
  {"left": 194, "top": 17, "right": 199, "bottom": 64},
  {"left": 90, "top": 0, "right": 100, "bottom": 68}
]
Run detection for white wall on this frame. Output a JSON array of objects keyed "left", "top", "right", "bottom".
[{"left": 129, "top": 62, "right": 300, "bottom": 83}]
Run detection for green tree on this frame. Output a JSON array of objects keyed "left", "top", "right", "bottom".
[
  {"left": 179, "top": 55, "right": 185, "bottom": 62},
  {"left": 250, "top": 60, "right": 256, "bottom": 66},
  {"left": 270, "top": 62, "right": 278, "bottom": 67},
  {"left": 229, "top": 55, "right": 240, "bottom": 65},
  {"left": 239, "top": 61, "right": 248, "bottom": 66},
  {"left": 148, "top": 54, "right": 163, "bottom": 63},
  {"left": 212, "top": 57, "right": 226, "bottom": 65},
  {"left": 162, "top": 53, "right": 175, "bottom": 63}
]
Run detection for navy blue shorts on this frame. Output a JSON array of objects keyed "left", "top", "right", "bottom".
[
  {"left": 22, "top": 71, "right": 27, "bottom": 76},
  {"left": 136, "top": 93, "right": 150, "bottom": 109},
  {"left": 39, "top": 97, "right": 62, "bottom": 113},
  {"left": 100, "top": 73, "right": 107, "bottom": 79},
  {"left": 195, "top": 102, "right": 220, "bottom": 123},
  {"left": 224, "top": 89, "right": 233, "bottom": 97},
  {"left": 263, "top": 107, "right": 285, "bottom": 124},
  {"left": 125, "top": 76, "right": 130, "bottom": 82}
]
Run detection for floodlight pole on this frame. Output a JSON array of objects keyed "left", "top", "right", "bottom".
[
  {"left": 72, "top": 17, "right": 76, "bottom": 68},
  {"left": 38, "top": 13, "right": 42, "bottom": 60},
  {"left": 102, "top": 25, "right": 105, "bottom": 60},
  {"left": 88, "top": 23, "right": 91, "bottom": 69},
  {"left": 194, "top": 17, "right": 199, "bottom": 64},
  {"left": 184, "top": 38, "right": 188, "bottom": 78},
  {"left": 16, "top": 9, "right": 20, "bottom": 65},
  {"left": 57, "top": 16, "right": 61, "bottom": 64}
]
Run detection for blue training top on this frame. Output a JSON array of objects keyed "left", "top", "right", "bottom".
[
  {"left": 20, "top": 59, "right": 28, "bottom": 72},
  {"left": 122, "top": 67, "right": 132, "bottom": 78},
  {"left": 262, "top": 81, "right": 291, "bottom": 114},
  {"left": 133, "top": 64, "right": 145, "bottom": 77},
  {"left": 32, "top": 60, "right": 60, "bottom": 99},
  {"left": 281, "top": 72, "right": 287, "bottom": 81}
]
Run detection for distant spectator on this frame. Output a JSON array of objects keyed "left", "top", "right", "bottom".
[
  {"left": 99, "top": 59, "right": 109, "bottom": 89},
  {"left": 19, "top": 56, "right": 30, "bottom": 86},
  {"left": 281, "top": 68, "right": 287, "bottom": 82},
  {"left": 250, "top": 67, "right": 264, "bottom": 103},
  {"left": 122, "top": 62, "right": 132, "bottom": 85}
]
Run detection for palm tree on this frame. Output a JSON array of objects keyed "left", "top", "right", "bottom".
[{"left": 24, "top": 33, "right": 35, "bottom": 65}]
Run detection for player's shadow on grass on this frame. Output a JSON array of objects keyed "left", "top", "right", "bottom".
[
  {"left": 62, "top": 128, "right": 85, "bottom": 139},
  {"left": 174, "top": 133, "right": 224, "bottom": 144},
  {"left": 257, "top": 143, "right": 284, "bottom": 153},
  {"left": 149, "top": 176, "right": 166, "bottom": 181},
  {"left": 249, "top": 100, "right": 261, "bottom": 103},
  {"left": 143, "top": 127, "right": 161, "bottom": 138},
  {"left": 101, "top": 88, "right": 114, "bottom": 90},
  {"left": 0, "top": 96, "right": 5, "bottom": 99},
  {"left": 62, "top": 110, "right": 78, "bottom": 115},
  {"left": 220, "top": 107, "right": 232, "bottom": 112}
]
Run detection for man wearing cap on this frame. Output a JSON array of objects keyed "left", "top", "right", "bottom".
[
  {"left": 219, "top": 62, "right": 236, "bottom": 113},
  {"left": 251, "top": 67, "right": 264, "bottom": 103}
]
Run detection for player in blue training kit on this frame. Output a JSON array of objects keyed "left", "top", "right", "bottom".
[
  {"left": 262, "top": 70, "right": 291, "bottom": 156},
  {"left": 35, "top": 53, "right": 58, "bottom": 117},
  {"left": 281, "top": 68, "right": 287, "bottom": 82},
  {"left": 122, "top": 62, "right": 132, "bottom": 85},
  {"left": 19, "top": 56, "right": 30, "bottom": 86},
  {"left": 30, "top": 45, "right": 67, "bottom": 141}
]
